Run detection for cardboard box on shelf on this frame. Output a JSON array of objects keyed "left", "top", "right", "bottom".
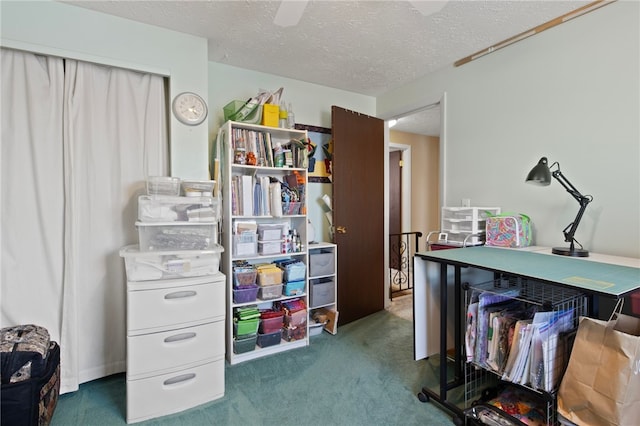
[{"left": 315, "top": 307, "right": 339, "bottom": 335}]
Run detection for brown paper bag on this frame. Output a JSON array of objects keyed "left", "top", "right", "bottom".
[{"left": 558, "top": 313, "right": 640, "bottom": 426}]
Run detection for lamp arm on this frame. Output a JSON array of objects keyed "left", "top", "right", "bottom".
[{"left": 552, "top": 169, "right": 592, "bottom": 245}]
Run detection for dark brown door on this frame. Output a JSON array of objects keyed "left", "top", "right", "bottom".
[
  {"left": 331, "top": 106, "right": 385, "bottom": 325},
  {"left": 389, "top": 150, "right": 402, "bottom": 270}
]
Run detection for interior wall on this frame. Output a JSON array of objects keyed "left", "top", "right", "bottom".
[
  {"left": 377, "top": 1, "right": 640, "bottom": 258},
  {"left": 208, "top": 61, "right": 376, "bottom": 243},
  {"left": 390, "top": 130, "right": 440, "bottom": 249},
  {"left": 0, "top": 0, "right": 209, "bottom": 180}
]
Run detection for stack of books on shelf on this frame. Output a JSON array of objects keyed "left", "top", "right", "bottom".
[
  {"left": 231, "top": 173, "right": 305, "bottom": 217},
  {"left": 230, "top": 128, "right": 308, "bottom": 169}
]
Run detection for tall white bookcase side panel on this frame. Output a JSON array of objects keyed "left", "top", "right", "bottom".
[
  {"left": 220, "top": 121, "right": 310, "bottom": 365},
  {"left": 308, "top": 242, "right": 338, "bottom": 335}
]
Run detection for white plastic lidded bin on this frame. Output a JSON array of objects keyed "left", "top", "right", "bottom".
[
  {"left": 146, "top": 176, "right": 180, "bottom": 196},
  {"left": 257, "top": 223, "right": 284, "bottom": 241},
  {"left": 138, "top": 195, "right": 220, "bottom": 223},
  {"left": 136, "top": 222, "right": 218, "bottom": 251},
  {"left": 120, "top": 244, "right": 224, "bottom": 281},
  {"left": 181, "top": 180, "right": 215, "bottom": 197}
]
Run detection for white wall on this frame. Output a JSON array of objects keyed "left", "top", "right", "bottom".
[
  {"left": 1, "top": 0, "right": 210, "bottom": 180},
  {"left": 377, "top": 1, "right": 640, "bottom": 258},
  {"left": 208, "top": 62, "right": 376, "bottom": 242}
]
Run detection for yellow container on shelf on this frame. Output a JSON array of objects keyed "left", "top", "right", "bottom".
[{"left": 261, "top": 103, "right": 279, "bottom": 127}]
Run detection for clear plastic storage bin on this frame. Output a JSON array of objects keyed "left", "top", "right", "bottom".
[
  {"left": 181, "top": 180, "right": 215, "bottom": 197},
  {"left": 233, "top": 233, "right": 258, "bottom": 257},
  {"left": 259, "top": 315, "right": 284, "bottom": 334},
  {"left": 233, "top": 335, "right": 257, "bottom": 354},
  {"left": 233, "top": 269, "right": 257, "bottom": 287},
  {"left": 120, "top": 244, "right": 223, "bottom": 281},
  {"left": 256, "top": 330, "right": 282, "bottom": 348},
  {"left": 257, "top": 268, "right": 283, "bottom": 286},
  {"left": 258, "top": 284, "right": 283, "bottom": 300},
  {"left": 284, "top": 280, "right": 305, "bottom": 296},
  {"left": 257, "top": 223, "right": 285, "bottom": 241},
  {"left": 233, "top": 285, "right": 259, "bottom": 304},
  {"left": 136, "top": 222, "right": 218, "bottom": 251},
  {"left": 258, "top": 240, "right": 282, "bottom": 255},
  {"left": 146, "top": 176, "right": 180, "bottom": 196},
  {"left": 280, "top": 261, "right": 306, "bottom": 282},
  {"left": 138, "top": 195, "right": 219, "bottom": 223}
]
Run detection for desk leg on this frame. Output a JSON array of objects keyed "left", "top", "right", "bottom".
[
  {"left": 417, "top": 262, "right": 465, "bottom": 424},
  {"left": 439, "top": 262, "right": 448, "bottom": 398},
  {"left": 454, "top": 266, "right": 462, "bottom": 380}
]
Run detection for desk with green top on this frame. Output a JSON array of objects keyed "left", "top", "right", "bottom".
[{"left": 412, "top": 245, "right": 640, "bottom": 419}]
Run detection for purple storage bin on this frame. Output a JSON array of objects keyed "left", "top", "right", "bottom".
[{"left": 233, "top": 284, "right": 259, "bottom": 303}]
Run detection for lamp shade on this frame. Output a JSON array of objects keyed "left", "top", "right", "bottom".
[{"left": 526, "top": 157, "right": 552, "bottom": 186}]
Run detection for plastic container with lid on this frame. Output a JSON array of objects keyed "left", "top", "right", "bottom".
[
  {"left": 119, "top": 244, "right": 223, "bottom": 281},
  {"left": 146, "top": 176, "right": 180, "bottom": 196},
  {"left": 181, "top": 180, "right": 215, "bottom": 197},
  {"left": 136, "top": 222, "right": 218, "bottom": 251}
]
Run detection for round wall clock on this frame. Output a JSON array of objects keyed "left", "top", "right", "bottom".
[{"left": 172, "top": 92, "right": 208, "bottom": 126}]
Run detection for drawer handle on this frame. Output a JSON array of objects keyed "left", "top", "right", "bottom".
[
  {"left": 163, "top": 373, "right": 196, "bottom": 387},
  {"left": 164, "top": 290, "right": 197, "bottom": 300},
  {"left": 164, "top": 332, "right": 196, "bottom": 343}
]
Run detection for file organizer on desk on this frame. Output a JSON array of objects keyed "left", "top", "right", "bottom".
[{"left": 426, "top": 207, "right": 501, "bottom": 249}]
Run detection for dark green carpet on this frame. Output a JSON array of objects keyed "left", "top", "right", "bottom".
[{"left": 52, "top": 310, "right": 454, "bottom": 425}]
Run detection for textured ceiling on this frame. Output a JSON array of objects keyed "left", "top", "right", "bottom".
[{"left": 60, "top": 0, "right": 591, "bottom": 135}]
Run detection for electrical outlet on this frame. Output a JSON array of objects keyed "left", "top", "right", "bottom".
[{"left": 461, "top": 198, "right": 471, "bottom": 207}]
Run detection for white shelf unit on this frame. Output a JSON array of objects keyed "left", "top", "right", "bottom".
[
  {"left": 308, "top": 242, "right": 338, "bottom": 335},
  {"left": 220, "top": 121, "right": 310, "bottom": 365},
  {"left": 439, "top": 207, "right": 501, "bottom": 247}
]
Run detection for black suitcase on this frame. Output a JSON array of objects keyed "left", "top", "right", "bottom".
[{"left": 1, "top": 325, "right": 61, "bottom": 426}]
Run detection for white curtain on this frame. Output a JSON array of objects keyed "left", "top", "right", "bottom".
[{"left": 1, "top": 48, "right": 168, "bottom": 393}]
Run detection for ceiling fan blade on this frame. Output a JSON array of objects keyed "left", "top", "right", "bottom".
[
  {"left": 274, "top": 0, "right": 309, "bottom": 27},
  {"left": 409, "top": 0, "right": 448, "bottom": 16}
]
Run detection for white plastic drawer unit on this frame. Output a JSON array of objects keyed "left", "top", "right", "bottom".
[
  {"left": 439, "top": 207, "right": 501, "bottom": 247},
  {"left": 127, "top": 321, "right": 225, "bottom": 380},
  {"left": 127, "top": 275, "right": 225, "bottom": 334},
  {"left": 126, "top": 358, "right": 224, "bottom": 424}
]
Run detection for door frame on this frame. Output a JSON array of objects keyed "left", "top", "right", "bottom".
[
  {"left": 383, "top": 92, "right": 448, "bottom": 306},
  {"left": 388, "top": 143, "right": 412, "bottom": 234}
]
